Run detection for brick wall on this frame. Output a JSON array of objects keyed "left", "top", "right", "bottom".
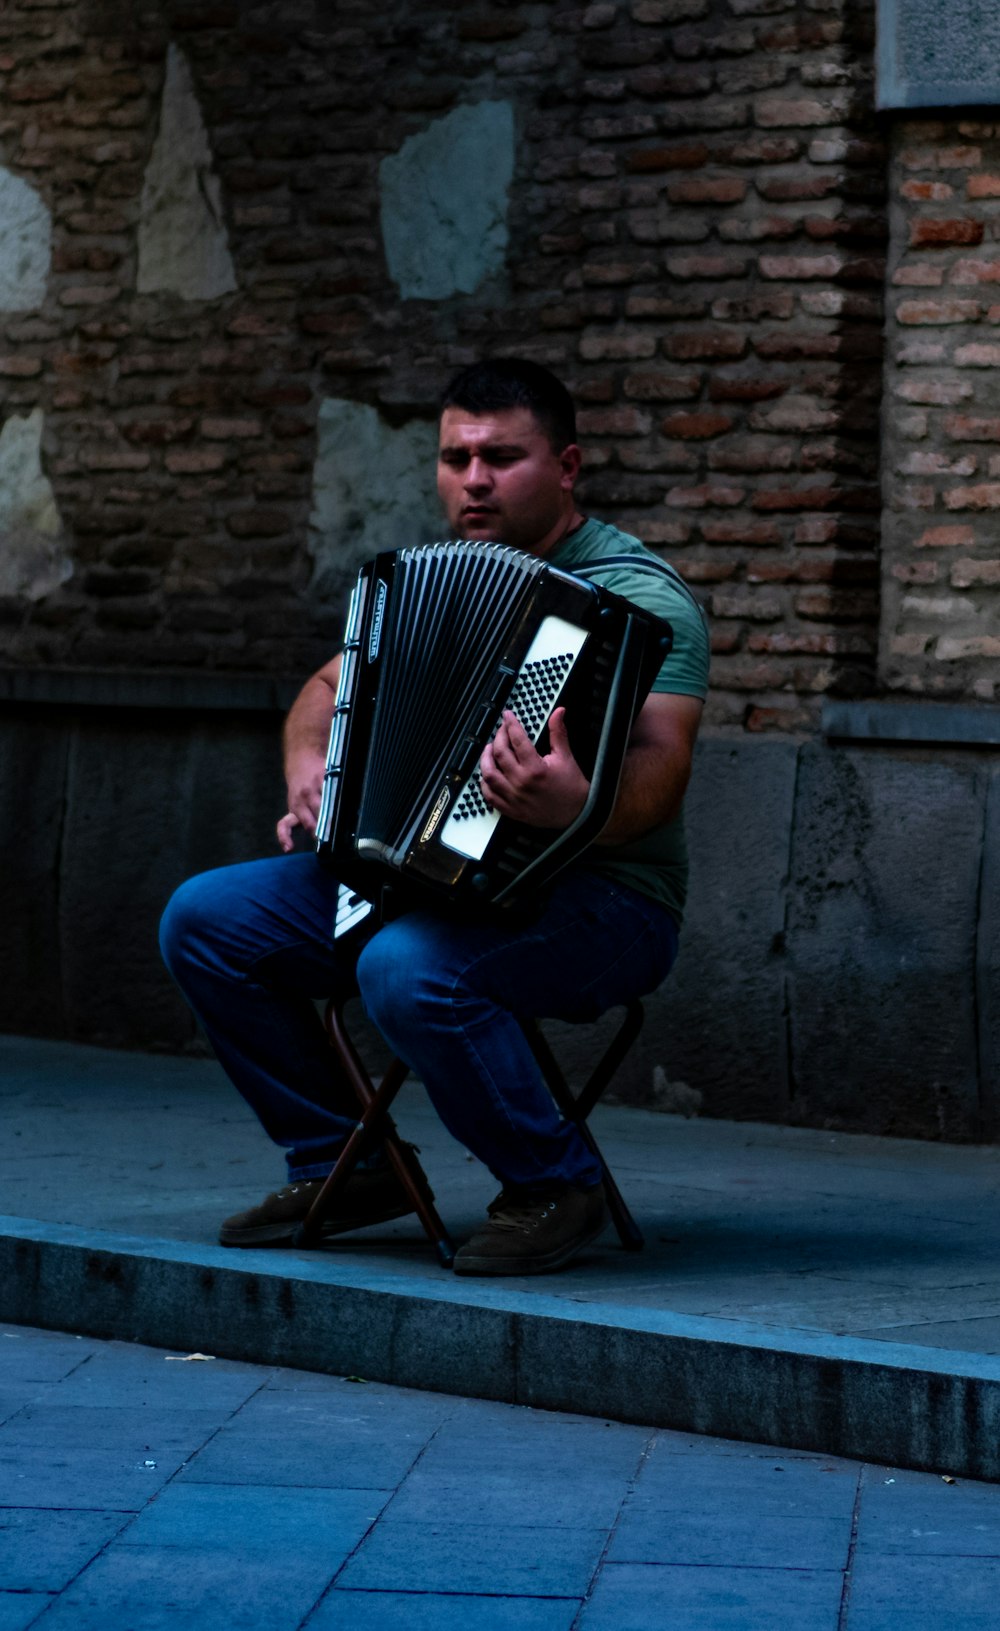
[
  {"left": 883, "top": 118, "right": 1000, "bottom": 701},
  {"left": 0, "top": 0, "right": 887, "bottom": 730}
]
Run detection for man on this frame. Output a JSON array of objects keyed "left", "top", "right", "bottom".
[{"left": 160, "top": 358, "right": 709, "bottom": 1275}]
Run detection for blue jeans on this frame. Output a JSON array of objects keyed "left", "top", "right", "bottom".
[{"left": 159, "top": 855, "right": 679, "bottom": 1190}]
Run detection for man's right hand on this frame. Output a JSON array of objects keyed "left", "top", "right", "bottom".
[{"left": 278, "top": 749, "right": 326, "bottom": 851}]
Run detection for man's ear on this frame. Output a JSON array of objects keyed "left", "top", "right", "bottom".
[{"left": 559, "top": 443, "right": 582, "bottom": 488}]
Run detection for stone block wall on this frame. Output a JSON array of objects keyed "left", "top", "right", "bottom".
[
  {"left": 883, "top": 119, "right": 1000, "bottom": 700},
  {"left": 3, "top": 684, "right": 996, "bottom": 1142},
  {"left": 0, "top": 0, "right": 888, "bottom": 731}
]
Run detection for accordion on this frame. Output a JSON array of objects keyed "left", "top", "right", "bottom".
[{"left": 315, "top": 540, "right": 673, "bottom": 938}]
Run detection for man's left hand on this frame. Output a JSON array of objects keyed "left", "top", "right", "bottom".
[{"left": 479, "top": 707, "right": 589, "bottom": 829}]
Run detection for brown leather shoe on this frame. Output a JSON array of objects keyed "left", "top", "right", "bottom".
[
  {"left": 452, "top": 1181, "right": 609, "bottom": 1276},
  {"left": 219, "top": 1165, "right": 417, "bottom": 1247}
]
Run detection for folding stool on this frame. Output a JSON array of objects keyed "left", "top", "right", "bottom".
[{"left": 293, "top": 990, "right": 647, "bottom": 1266}]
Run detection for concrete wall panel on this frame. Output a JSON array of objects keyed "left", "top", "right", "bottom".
[
  {"left": 977, "top": 766, "right": 1000, "bottom": 1138},
  {"left": 787, "top": 746, "right": 985, "bottom": 1140},
  {"left": 546, "top": 740, "right": 798, "bottom": 1120},
  {"left": 0, "top": 713, "right": 69, "bottom": 1034},
  {"left": 59, "top": 717, "right": 200, "bottom": 1047}
]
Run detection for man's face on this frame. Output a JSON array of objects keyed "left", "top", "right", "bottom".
[{"left": 437, "top": 406, "right": 581, "bottom": 556}]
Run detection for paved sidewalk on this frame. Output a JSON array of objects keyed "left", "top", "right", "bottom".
[
  {"left": 4, "top": 1034, "right": 1000, "bottom": 1477},
  {"left": 4, "top": 1321, "right": 1000, "bottom": 1631}
]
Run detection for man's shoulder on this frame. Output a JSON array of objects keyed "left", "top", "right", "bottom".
[
  {"left": 557, "top": 517, "right": 699, "bottom": 614},
  {"left": 554, "top": 517, "right": 710, "bottom": 699}
]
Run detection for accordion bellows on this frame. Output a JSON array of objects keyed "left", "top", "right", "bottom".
[{"left": 316, "top": 540, "right": 672, "bottom": 933}]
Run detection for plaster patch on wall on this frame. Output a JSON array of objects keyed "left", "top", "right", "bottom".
[
  {"left": 0, "top": 410, "right": 72, "bottom": 600},
  {"left": 309, "top": 398, "right": 440, "bottom": 603},
  {"left": 138, "top": 44, "right": 237, "bottom": 301},
  {"left": 379, "top": 100, "right": 515, "bottom": 300},
  {"left": 0, "top": 170, "right": 51, "bottom": 312}
]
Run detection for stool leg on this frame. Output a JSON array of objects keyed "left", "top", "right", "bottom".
[
  {"left": 524, "top": 1012, "right": 645, "bottom": 1252},
  {"left": 295, "top": 1002, "right": 455, "bottom": 1267}
]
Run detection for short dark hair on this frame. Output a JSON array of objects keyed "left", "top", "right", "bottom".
[{"left": 440, "top": 358, "right": 577, "bottom": 452}]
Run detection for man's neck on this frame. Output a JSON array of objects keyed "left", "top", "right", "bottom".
[{"left": 529, "top": 505, "right": 585, "bottom": 558}]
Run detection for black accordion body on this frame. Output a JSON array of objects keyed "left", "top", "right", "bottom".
[{"left": 315, "top": 540, "right": 673, "bottom": 938}]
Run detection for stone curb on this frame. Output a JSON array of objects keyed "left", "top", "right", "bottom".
[{"left": 3, "top": 1215, "right": 1000, "bottom": 1481}]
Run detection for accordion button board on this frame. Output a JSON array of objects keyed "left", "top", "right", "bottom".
[{"left": 440, "top": 612, "right": 587, "bottom": 861}]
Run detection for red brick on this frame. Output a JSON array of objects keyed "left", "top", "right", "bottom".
[
  {"left": 712, "top": 592, "right": 783, "bottom": 621},
  {"left": 967, "top": 175, "right": 1000, "bottom": 198},
  {"left": 664, "top": 331, "right": 747, "bottom": 360},
  {"left": 626, "top": 143, "right": 708, "bottom": 171},
  {"left": 795, "top": 590, "right": 879, "bottom": 621},
  {"left": 936, "top": 146, "right": 982, "bottom": 168},
  {"left": 666, "top": 253, "right": 748, "bottom": 280},
  {"left": 201, "top": 418, "right": 265, "bottom": 439},
  {"left": 58, "top": 285, "right": 122, "bottom": 307},
  {"left": 755, "top": 96, "right": 849, "bottom": 128},
  {"left": 900, "top": 180, "right": 953, "bottom": 201},
  {"left": 759, "top": 253, "right": 843, "bottom": 281},
  {"left": 753, "top": 487, "right": 838, "bottom": 512},
  {"left": 701, "top": 519, "right": 783, "bottom": 545},
  {"left": 949, "top": 259, "right": 1000, "bottom": 285},
  {"left": 707, "top": 374, "right": 786, "bottom": 402},
  {"left": 623, "top": 296, "right": 708, "bottom": 319},
  {"left": 661, "top": 411, "right": 733, "bottom": 439},
  {"left": 954, "top": 343, "right": 1000, "bottom": 365},
  {"left": 943, "top": 484, "right": 1000, "bottom": 510},
  {"left": 122, "top": 418, "right": 196, "bottom": 446},
  {"left": 165, "top": 449, "right": 227, "bottom": 475},
  {"left": 676, "top": 560, "right": 739, "bottom": 583},
  {"left": 623, "top": 371, "right": 701, "bottom": 400},
  {"left": 639, "top": 520, "right": 693, "bottom": 545},
  {"left": 0, "top": 356, "right": 42, "bottom": 377},
  {"left": 721, "top": 135, "right": 801, "bottom": 164},
  {"left": 577, "top": 407, "right": 652, "bottom": 435},
  {"left": 667, "top": 176, "right": 747, "bottom": 205},
  {"left": 896, "top": 299, "right": 981, "bottom": 325},
  {"left": 894, "top": 377, "right": 972, "bottom": 405},
  {"left": 944, "top": 414, "right": 1000, "bottom": 441},
  {"left": 80, "top": 448, "right": 151, "bottom": 472},
  {"left": 579, "top": 333, "right": 657, "bottom": 360},
  {"left": 665, "top": 483, "right": 746, "bottom": 508},
  {"left": 708, "top": 657, "right": 790, "bottom": 690},
  {"left": 908, "top": 218, "right": 984, "bottom": 248},
  {"left": 951, "top": 558, "right": 1000, "bottom": 586},
  {"left": 892, "top": 563, "right": 940, "bottom": 584},
  {"left": 748, "top": 632, "right": 838, "bottom": 654},
  {"left": 757, "top": 175, "right": 840, "bottom": 203},
  {"left": 711, "top": 292, "right": 795, "bottom": 321},
  {"left": 752, "top": 334, "right": 839, "bottom": 359},
  {"left": 581, "top": 259, "right": 659, "bottom": 285},
  {"left": 892, "top": 265, "right": 944, "bottom": 287}
]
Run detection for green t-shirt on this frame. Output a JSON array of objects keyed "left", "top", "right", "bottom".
[{"left": 550, "top": 518, "right": 710, "bottom": 925}]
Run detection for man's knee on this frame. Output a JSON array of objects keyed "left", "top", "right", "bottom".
[
  {"left": 356, "top": 916, "right": 456, "bottom": 1032},
  {"left": 159, "top": 872, "right": 213, "bottom": 976}
]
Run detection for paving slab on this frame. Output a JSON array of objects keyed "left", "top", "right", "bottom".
[
  {"left": 4, "top": 1035, "right": 1000, "bottom": 1475},
  {"left": 3, "top": 1325, "right": 1000, "bottom": 1630}
]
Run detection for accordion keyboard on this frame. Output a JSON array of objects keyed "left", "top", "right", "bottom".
[
  {"left": 334, "top": 882, "right": 374, "bottom": 940},
  {"left": 440, "top": 613, "right": 588, "bottom": 861}
]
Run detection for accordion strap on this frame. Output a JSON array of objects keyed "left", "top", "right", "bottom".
[{"left": 574, "top": 552, "right": 707, "bottom": 617}]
